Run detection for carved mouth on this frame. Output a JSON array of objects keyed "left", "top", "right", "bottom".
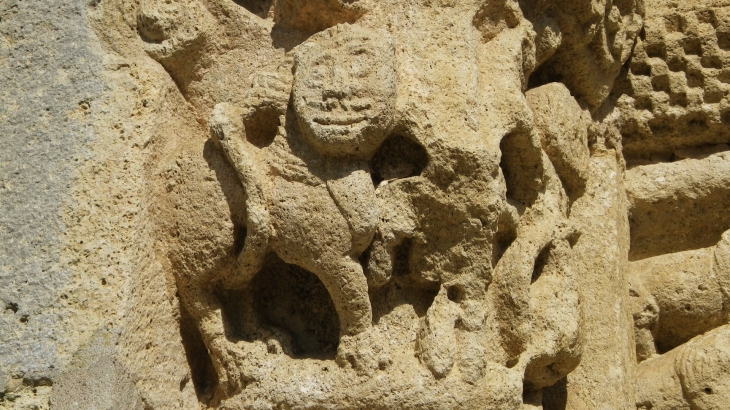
[{"left": 313, "top": 115, "right": 367, "bottom": 126}]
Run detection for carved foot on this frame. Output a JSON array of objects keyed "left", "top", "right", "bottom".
[
  {"left": 260, "top": 326, "right": 295, "bottom": 356},
  {"left": 336, "top": 330, "right": 384, "bottom": 376},
  {"left": 209, "top": 339, "right": 256, "bottom": 398}
]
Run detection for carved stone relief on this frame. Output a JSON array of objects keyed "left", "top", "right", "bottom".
[
  {"left": 5, "top": 0, "right": 730, "bottom": 409},
  {"left": 130, "top": 0, "right": 589, "bottom": 406}
]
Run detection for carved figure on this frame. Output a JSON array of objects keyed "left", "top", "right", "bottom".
[
  {"left": 139, "top": 0, "right": 589, "bottom": 404},
  {"left": 171, "top": 24, "right": 396, "bottom": 394}
]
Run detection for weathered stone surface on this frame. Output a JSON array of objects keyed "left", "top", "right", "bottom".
[{"left": 3, "top": 0, "right": 730, "bottom": 409}]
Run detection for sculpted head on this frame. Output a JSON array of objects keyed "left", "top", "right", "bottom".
[{"left": 292, "top": 24, "right": 396, "bottom": 158}]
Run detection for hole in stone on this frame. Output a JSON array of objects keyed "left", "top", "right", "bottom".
[
  {"left": 683, "top": 37, "right": 703, "bottom": 55},
  {"left": 646, "top": 42, "right": 666, "bottom": 58},
  {"left": 701, "top": 55, "right": 723, "bottom": 69},
  {"left": 670, "top": 92, "right": 688, "bottom": 107},
  {"left": 531, "top": 244, "right": 552, "bottom": 284},
  {"left": 542, "top": 377, "right": 568, "bottom": 410},
  {"left": 243, "top": 107, "right": 280, "bottom": 148},
  {"left": 651, "top": 75, "right": 671, "bottom": 93},
  {"left": 233, "top": 0, "right": 274, "bottom": 18},
  {"left": 717, "top": 31, "right": 730, "bottom": 50},
  {"left": 718, "top": 70, "right": 730, "bottom": 84},
  {"left": 499, "top": 132, "right": 543, "bottom": 207},
  {"left": 178, "top": 302, "right": 218, "bottom": 402},
  {"left": 688, "top": 115, "right": 709, "bottom": 129},
  {"left": 704, "top": 387, "right": 713, "bottom": 394},
  {"left": 687, "top": 71, "right": 704, "bottom": 88},
  {"left": 527, "top": 62, "right": 564, "bottom": 90},
  {"left": 392, "top": 238, "right": 414, "bottom": 278},
  {"left": 447, "top": 284, "right": 465, "bottom": 303},
  {"left": 5, "top": 302, "right": 18, "bottom": 313},
  {"left": 267, "top": 343, "right": 278, "bottom": 354},
  {"left": 252, "top": 254, "right": 340, "bottom": 358},
  {"left": 667, "top": 56, "right": 686, "bottom": 72},
  {"left": 631, "top": 61, "right": 652, "bottom": 77},
  {"left": 634, "top": 96, "right": 653, "bottom": 110},
  {"left": 370, "top": 134, "right": 428, "bottom": 186},
  {"left": 664, "top": 14, "right": 684, "bottom": 32},
  {"left": 703, "top": 89, "right": 724, "bottom": 103}
]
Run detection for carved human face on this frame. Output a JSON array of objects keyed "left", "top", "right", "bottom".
[{"left": 293, "top": 25, "right": 396, "bottom": 158}]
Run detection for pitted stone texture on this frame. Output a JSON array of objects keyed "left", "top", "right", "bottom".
[
  {"left": 616, "top": 0, "right": 730, "bottom": 163},
  {"left": 626, "top": 151, "right": 730, "bottom": 259}
]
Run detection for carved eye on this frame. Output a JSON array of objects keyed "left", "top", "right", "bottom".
[
  {"left": 351, "top": 56, "right": 374, "bottom": 78},
  {"left": 306, "top": 62, "right": 328, "bottom": 87}
]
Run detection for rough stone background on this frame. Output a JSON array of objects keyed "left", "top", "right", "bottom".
[{"left": 0, "top": 0, "right": 103, "bottom": 405}]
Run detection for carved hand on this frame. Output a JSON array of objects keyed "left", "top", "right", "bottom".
[{"left": 245, "top": 71, "right": 293, "bottom": 116}]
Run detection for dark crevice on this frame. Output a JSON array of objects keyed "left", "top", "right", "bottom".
[
  {"left": 233, "top": 0, "right": 274, "bottom": 18},
  {"left": 178, "top": 303, "right": 219, "bottom": 403},
  {"left": 542, "top": 377, "right": 568, "bottom": 410},
  {"left": 499, "top": 132, "right": 543, "bottom": 207},
  {"left": 251, "top": 255, "right": 340, "bottom": 358},
  {"left": 370, "top": 134, "right": 428, "bottom": 186},
  {"left": 243, "top": 107, "right": 280, "bottom": 148},
  {"left": 531, "top": 244, "right": 552, "bottom": 284}
]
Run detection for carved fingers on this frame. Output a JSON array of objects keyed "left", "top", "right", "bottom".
[
  {"left": 245, "top": 71, "right": 293, "bottom": 116},
  {"left": 208, "top": 339, "right": 257, "bottom": 398}
]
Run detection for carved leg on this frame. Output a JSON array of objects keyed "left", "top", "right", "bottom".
[
  {"left": 416, "top": 288, "right": 459, "bottom": 378},
  {"left": 308, "top": 257, "right": 379, "bottom": 373},
  {"left": 523, "top": 238, "right": 583, "bottom": 389},
  {"left": 177, "top": 280, "right": 253, "bottom": 397},
  {"left": 490, "top": 220, "right": 577, "bottom": 364},
  {"left": 364, "top": 229, "right": 399, "bottom": 288}
]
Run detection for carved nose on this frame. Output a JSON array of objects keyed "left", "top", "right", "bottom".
[
  {"left": 322, "top": 65, "right": 349, "bottom": 100},
  {"left": 322, "top": 87, "right": 346, "bottom": 100}
]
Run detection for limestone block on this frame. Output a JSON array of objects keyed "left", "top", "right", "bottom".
[
  {"left": 626, "top": 151, "right": 730, "bottom": 259},
  {"left": 11, "top": 0, "right": 730, "bottom": 409}
]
